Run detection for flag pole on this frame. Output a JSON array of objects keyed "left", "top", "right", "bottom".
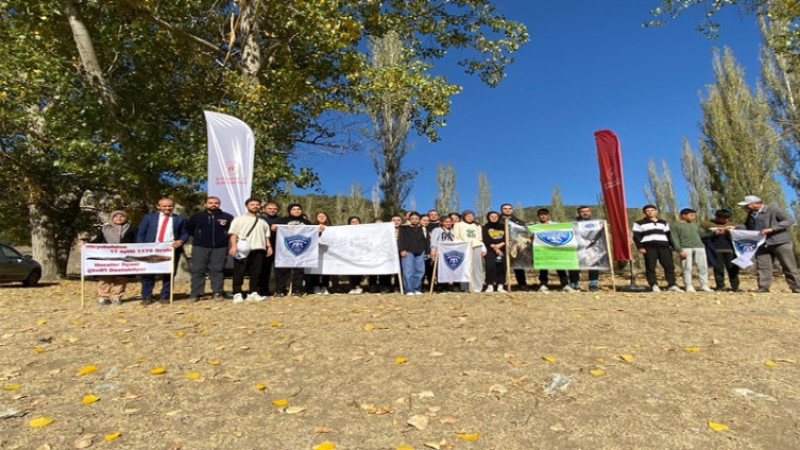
[
  {"left": 80, "top": 243, "right": 85, "bottom": 309},
  {"left": 604, "top": 220, "right": 616, "bottom": 292},
  {"left": 504, "top": 219, "right": 512, "bottom": 292},
  {"left": 170, "top": 246, "right": 175, "bottom": 305},
  {"left": 429, "top": 252, "right": 438, "bottom": 295}
]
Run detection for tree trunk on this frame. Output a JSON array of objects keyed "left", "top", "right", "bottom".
[
  {"left": 28, "top": 199, "right": 61, "bottom": 281},
  {"left": 238, "top": 0, "right": 263, "bottom": 80}
]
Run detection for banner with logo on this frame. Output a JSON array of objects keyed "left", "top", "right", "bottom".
[
  {"left": 508, "top": 222, "right": 535, "bottom": 270},
  {"left": 306, "top": 223, "right": 401, "bottom": 275},
  {"left": 81, "top": 242, "right": 174, "bottom": 276},
  {"left": 730, "top": 230, "right": 766, "bottom": 269},
  {"left": 526, "top": 220, "right": 611, "bottom": 270},
  {"left": 436, "top": 241, "right": 472, "bottom": 283},
  {"left": 275, "top": 225, "right": 320, "bottom": 268},
  {"left": 205, "top": 111, "right": 255, "bottom": 217},
  {"left": 595, "top": 130, "right": 634, "bottom": 261}
]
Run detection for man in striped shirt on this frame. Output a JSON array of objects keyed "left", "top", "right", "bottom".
[{"left": 632, "top": 205, "right": 681, "bottom": 292}]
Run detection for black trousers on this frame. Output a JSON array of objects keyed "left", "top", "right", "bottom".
[
  {"left": 539, "top": 269, "right": 568, "bottom": 287},
  {"left": 275, "top": 267, "right": 304, "bottom": 294},
  {"left": 513, "top": 269, "right": 527, "bottom": 287},
  {"left": 484, "top": 253, "right": 507, "bottom": 286},
  {"left": 642, "top": 246, "right": 676, "bottom": 287},
  {"left": 257, "top": 254, "right": 275, "bottom": 295},
  {"left": 712, "top": 251, "right": 740, "bottom": 290},
  {"left": 233, "top": 250, "right": 265, "bottom": 295}
]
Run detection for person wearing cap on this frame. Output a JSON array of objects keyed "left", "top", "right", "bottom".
[
  {"left": 453, "top": 209, "right": 486, "bottom": 292},
  {"left": 738, "top": 195, "right": 800, "bottom": 293},
  {"left": 702, "top": 208, "right": 740, "bottom": 292},
  {"left": 89, "top": 210, "right": 138, "bottom": 305},
  {"left": 228, "top": 198, "right": 272, "bottom": 304}
]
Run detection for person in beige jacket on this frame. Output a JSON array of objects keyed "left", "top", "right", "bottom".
[{"left": 453, "top": 210, "right": 487, "bottom": 293}]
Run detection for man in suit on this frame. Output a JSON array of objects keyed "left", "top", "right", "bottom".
[
  {"left": 137, "top": 197, "right": 189, "bottom": 305},
  {"left": 739, "top": 195, "right": 800, "bottom": 293}
]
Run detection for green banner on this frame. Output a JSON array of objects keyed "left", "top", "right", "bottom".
[{"left": 528, "top": 223, "right": 580, "bottom": 270}]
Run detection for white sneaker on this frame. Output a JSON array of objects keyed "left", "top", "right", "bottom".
[
  {"left": 348, "top": 286, "right": 363, "bottom": 295},
  {"left": 405, "top": 292, "right": 415, "bottom": 296},
  {"left": 685, "top": 286, "right": 696, "bottom": 292},
  {"left": 496, "top": 285, "right": 507, "bottom": 293},
  {"left": 414, "top": 291, "right": 423, "bottom": 295},
  {"left": 667, "top": 285, "right": 682, "bottom": 292},
  {"left": 651, "top": 285, "right": 661, "bottom": 292},
  {"left": 321, "top": 288, "right": 329, "bottom": 295},
  {"left": 538, "top": 285, "right": 549, "bottom": 292},
  {"left": 232, "top": 293, "right": 244, "bottom": 304},
  {"left": 562, "top": 285, "right": 575, "bottom": 293},
  {"left": 313, "top": 286, "right": 322, "bottom": 294},
  {"left": 247, "top": 292, "right": 266, "bottom": 302},
  {"left": 700, "top": 285, "right": 714, "bottom": 292},
  {"left": 485, "top": 285, "right": 494, "bottom": 293}
]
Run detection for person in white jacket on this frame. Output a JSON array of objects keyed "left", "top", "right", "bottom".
[{"left": 453, "top": 210, "right": 487, "bottom": 293}]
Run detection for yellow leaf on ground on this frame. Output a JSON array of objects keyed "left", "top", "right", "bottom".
[
  {"left": 313, "top": 442, "right": 336, "bottom": 450},
  {"left": 3, "top": 384, "right": 21, "bottom": 390},
  {"left": 395, "top": 357, "right": 407, "bottom": 364},
  {"left": 34, "top": 347, "right": 45, "bottom": 353},
  {"left": 37, "top": 319, "right": 47, "bottom": 326},
  {"left": 397, "top": 445, "right": 415, "bottom": 450},
  {"left": 456, "top": 432, "right": 479, "bottom": 441},
  {"left": 105, "top": 432, "right": 121, "bottom": 441},
  {"left": 270, "top": 321, "right": 281, "bottom": 327},
  {"left": 184, "top": 372, "right": 201, "bottom": 380},
  {"left": 176, "top": 331, "right": 185, "bottom": 337},
  {"left": 684, "top": 347, "right": 701, "bottom": 352},
  {"left": 708, "top": 421, "right": 729, "bottom": 431},
  {"left": 271, "top": 398, "right": 288, "bottom": 406},
  {"left": 765, "top": 360, "right": 779, "bottom": 367},
  {"left": 363, "top": 323, "right": 374, "bottom": 331},
  {"left": 617, "top": 354, "right": 634, "bottom": 362},
  {"left": 76, "top": 365, "right": 98, "bottom": 376},
  {"left": 256, "top": 383, "right": 267, "bottom": 391},
  {"left": 29, "top": 417, "right": 55, "bottom": 428},
  {"left": 595, "top": 358, "right": 605, "bottom": 363},
  {"left": 589, "top": 369, "right": 605, "bottom": 377},
  {"left": 207, "top": 360, "right": 221, "bottom": 365},
  {"left": 82, "top": 395, "right": 100, "bottom": 404},
  {"left": 542, "top": 355, "right": 556, "bottom": 363},
  {"left": 149, "top": 367, "right": 166, "bottom": 375}
]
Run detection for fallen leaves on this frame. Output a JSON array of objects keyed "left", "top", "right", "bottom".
[
  {"left": 271, "top": 398, "right": 289, "bottom": 406},
  {"left": 149, "top": 367, "right": 166, "bottom": 375},
  {"left": 74, "top": 434, "right": 95, "bottom": 448},
  {"left": 395, "top": 357, "right": 407, "bottom": 364},
  {"left": 455, "top": 432, "right": 479, "bottom": 441},
  {"left": 312, "top": 442, "right": 335, "bottom": 450},
  {"left": 284, "top": 406, "right": 306, "bottom": 414},
  {"left": 363, "top": 323, "right": 374, "bottom": 331},
  {"left": 3, "top": 384, "right": 21, "bottom": 390},
  {"left": 207, "top": 360, "right": 221, "bottom": 366},
  {"left": 708, "top": 421, "right": 729, "bottom": 432},
  {"left": 408, "top": 415, "right": 429, "bottom": 430},
  {"left": 541, "top": 355, "right": 556, "bottom": 363},
  {"left": 684, "top": 347, "right": 701, "bottom": 352},
  {"left": 765, "top": 360, "right": 779, "bottom": 367},
  {"left": 29, "top": 416, "right": 55, "bottom": 428},
  {"left": 616, "top": 354, "right": 635, "bottom": 363},
  {"left": 589, "top": 369, "right": 605, "bottom": 377},
  {"left": 81, "top": 394, "right": 100, "bottom": 404},
  {"left": 75, "top": 365, "right": 98, "bottom": 376},
  {"left": 184, "top": 372, "right": 201, "bottom": 380},
  {"left": 105, "top": 432, "right": 121, "bottom": 441},
  {"left": 314, "top": 426, "right": 332, "bottom": 434},
  {"left": 256, "top": 383, "right": 267, "bottom": 391}
]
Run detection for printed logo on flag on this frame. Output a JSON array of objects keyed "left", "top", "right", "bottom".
[
  {"left": 734, "top": 239, "right": 760, "bottom": 254},
  {"left": 443, "top": 251, "right": 465, "bottom": 270},
  {"left": 536, "top": 230, "right": 574, "bottom": 246},
  {"left": 284, "top": 235, "right": 312, "bottom": 256}
]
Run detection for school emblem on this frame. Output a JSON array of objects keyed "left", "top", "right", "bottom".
[
  {"left": 443, "top": 251, "right": 465, "bottom": 270},
  {"left": 284, "top": 235, "right": 312, "bottom": 256},
  {"left": 734, "top": 239, "right": 759, "bottom": 254},
  {"left": 536, "top": 230, "right": 574, "bottom": 246}
]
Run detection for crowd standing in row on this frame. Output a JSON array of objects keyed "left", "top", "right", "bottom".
[{"left": 89, "top": 194, "right": 800, "bottom": 306}]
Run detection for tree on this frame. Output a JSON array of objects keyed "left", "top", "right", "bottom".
[
  {"left": 475, "top": 172, "right": 492, "bottom": 221},
  {"left": 435, "top": 162, "right": 459, "bottom": 214},
  {"left": 644, "top": 158, "right": 679, "bottom": 221},
  {"left": 549, "top": 184, "right": 567, "bottom": 222},
  {"left": 699, "top": 47, "right": 786, "bottom": 221},
  {"left": 514, "top": 200, "right": 527, "bottom": 222},
  {"left": 680, "top": 137, "right": 713, "bottom": 219}
]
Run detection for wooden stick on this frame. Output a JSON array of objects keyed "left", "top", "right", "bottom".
[
  {"left": 80, "top": 242, "right": 85, "bottom": 309},
  {"left": 604, "top": 220, "right": 616, "bottom": 291},
  {"left": 505, "top": 219, "right": 512, "bottom": 292},
  {"left": 429, "top": 253, "right": 438, "bottom": 294},
  {"left": 169, "top": 246, "right": 175, "bottom": 304},
  {"left": 398, "top": 264, "right": 405, "bottom": 295}
]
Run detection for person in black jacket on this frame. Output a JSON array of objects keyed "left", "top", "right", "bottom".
[
  {"left": 397, "top": 211, "right": 430, "bottom": 295},
  {"left": 186, "top": 197, "right": 234, "bottom": 301},
  {"left": 271, "top": 204, "right": 314, "bottom": 297},
  {"left": 483, "top": 211, "right": 508, "bottom": 293},
  {"left": 90, "top": 210, "right": 138, "bottom": 306}
]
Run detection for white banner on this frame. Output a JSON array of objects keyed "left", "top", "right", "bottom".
[
  {"left": 306, "top": 223, "right": 401, "bottom": 275},
  {"left": 436, "top": 241, "right": 472, "bottom": 283},
  {"left": 730, "top": 230, "right": 766, "bottom": 269},
  {"left": 204, "top": 111, "right": 255, "bottom": 217},
  {"left": 275, "top": 225, "right": 320, "bottom": 268},
  {"left": 81, "top": 243, "right": 174, "bottom": 276}
]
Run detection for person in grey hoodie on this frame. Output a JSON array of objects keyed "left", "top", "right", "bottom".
[{"left": 738, "top": 195, "right": 800, "bottom": 293}]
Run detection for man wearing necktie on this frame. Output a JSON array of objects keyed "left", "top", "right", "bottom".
[
  {"left": 739, "top": 195, "right": 800, "bottom": 293},
  {"left": 137, "top": 198, "right": 189, "bottom": 304}
]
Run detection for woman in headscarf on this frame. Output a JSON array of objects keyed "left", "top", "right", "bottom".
[
  {"left": 482, "top": 211, "right": 508, "bottom": 293},
  {"left": 90, "top": 210, "right": 138, "bottom": 305}
]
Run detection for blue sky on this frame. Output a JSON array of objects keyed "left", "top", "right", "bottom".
[{"left": 296, "top": 1, "right": 766, "bottom": 213}]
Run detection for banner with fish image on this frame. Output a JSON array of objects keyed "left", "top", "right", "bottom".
[
  {"left": 435, "top": 241, "right": 472, "bottom": 283},
  {"left": 275, "top": 225, "right": 320, "bottom": 268},
  {"left": 81, "top": 242, "right": 174, "bottom": 276}
]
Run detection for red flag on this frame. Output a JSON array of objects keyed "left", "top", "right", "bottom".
[{"left": 595, "top": 130, "right": 633, "bottom": 261}]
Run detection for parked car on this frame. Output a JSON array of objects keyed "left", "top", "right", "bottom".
[{"left": 0, "top": 244, "right": 41, "bottom": 286}]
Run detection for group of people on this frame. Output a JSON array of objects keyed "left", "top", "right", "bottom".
[{"left": 88, "top": 193, "right": 800, "bottom": 305}]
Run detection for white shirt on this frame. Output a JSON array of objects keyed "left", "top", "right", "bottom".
[{"left": 157, "top": 214, "right": 175, "bottom": 242}]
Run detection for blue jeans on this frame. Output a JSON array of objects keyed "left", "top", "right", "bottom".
[{"left": 401, "top": 252, "right": 426, "bottom": 293}]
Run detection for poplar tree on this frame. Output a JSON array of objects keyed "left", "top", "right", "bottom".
[
  {"left": 435, "top": 162, "right": 459, "bottom": 214},
  {"left": 680, "top": 137, "right": 713, "bottom": 219},
  {"left": 699, "top": 47, "right": 785, "bottom": 221},
  {"left": 549, "top": 184, "right": 567, "bottom": 222},
  {"left": 475, "top": 172, "right": 492, "bottom": 221},
  {"left": 644, "top": 158, "right": 679, "bottom": 221}
]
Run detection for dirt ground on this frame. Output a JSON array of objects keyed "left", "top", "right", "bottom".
[{"left": 1, "top": 275, "right": 799, "bottom": 450}]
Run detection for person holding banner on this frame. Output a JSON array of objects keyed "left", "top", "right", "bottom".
[
  {"left": 307, "top": 212, "right": 333, "bottom": 295},
  {"left": 534, "top": 208, "right": 569, "bottom": 292},
  {"left": 453, "top": 210, "right": 485, "bottom": 293},
  {"left": 738, "top": 195, "right": 800, "bottom": 293},
  {"left": 137, "top": 198, "right": 188, "bottom": 305},
  {"left": 90, "top": 211, "right": 138, "bottom": 305},
  {"left": 500, "top": 204, "right": 529, "bottom": 290},
  {"left": 229, "top": 198, "right": 272, "bottom": 303},
  {"left": 272, "top": 204, "right": 316, "bottom": 297},
  {"left": 346, "top": 216, "right": 367, "bottom": 294},
  {"left": 257, "top": 202, "right": 281, "bottom": 297},
  {"left": 483, "top": 211, "right": 508, "bottom": 293},
  {"left": 567, "top": 206, "right": 600, "bottom": 292},
  {"left": 702, "top": 209, "right": 740, "bottom": 292},
  {"left": 187, "top": 197, "right": 233, "bottom": 302},
  {"left": 632, "top": 205, "right": 681, "bottom": 292},
  {"left": 398, "top": 212, "right": 430, "bottom": 295},
  {"left": 430, "top": 215, "right": 457, "bottom": 292}
]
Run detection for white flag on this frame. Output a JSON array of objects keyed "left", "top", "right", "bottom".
[
  {"left": 307, "top": 223, "right": 401, "bottom": 275},
  {"left": 275, "top": 225, "right": 320, "bottom": 268},
  {"left": 204, "top": 111, "right": 255, "bottom": 217},
  {"left": 730, "top": 229, "right": 766, "bottom": 269},
  {"left": 436, "top": 241, "right": 472, "bottom": 283}
]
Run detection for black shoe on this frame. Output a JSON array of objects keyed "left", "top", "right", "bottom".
[
  {"left": 211, "top": 292, "right": 224, "bottom": 300},
  {"left": 189, "top": 296, "right": 201, "bottom": 302},
  {"left": 756, "top": 288, "right": 770, "bottom": 293},
  {"left": 792, "top": 288, "right": 800, "bottom": 294},
  {"left": 274, "top": 292, "right": 286, "bottom": 298},
  {"left": 141, "top": 296, "right": 156, "bottom": 306},
  {"left": 159, "top": 297, "right": 170, "bottom": 304},
  {"left": 589, "top": 285, "right": 599, "bottom": 292}
]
